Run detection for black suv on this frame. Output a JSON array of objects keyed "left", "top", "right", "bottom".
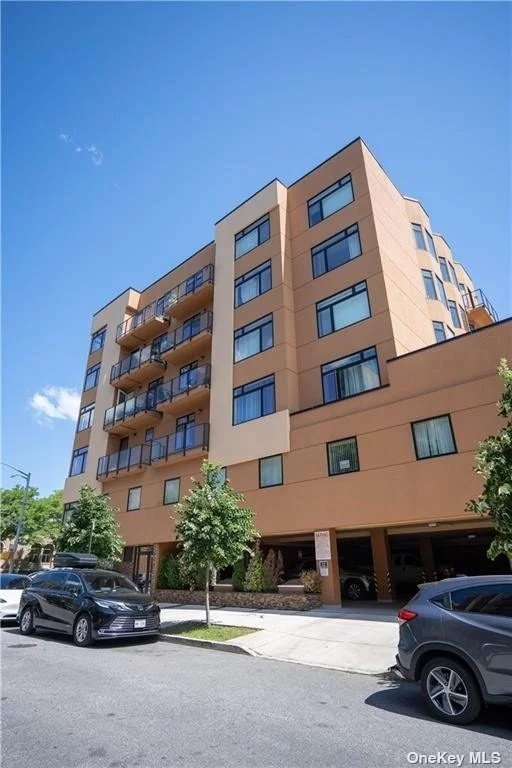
[{"left": 18, "top": 558, "right": 160, "bottom": 646}]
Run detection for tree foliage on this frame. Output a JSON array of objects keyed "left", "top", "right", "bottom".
[
  {"left": 263, "top": 548, "right": 279, "bottom": 592},
  {"left": 174, "top": 460, "right": 259, "bottom": 625},
  {"left": 0, "top": 485, "right": 62, "bottom": 546},
  {"left": 244, "top": 542, "right": 265, "bottom": 593},
  {"left": 467, "top": 359, "right": 512, "bottom": 563},
  {"left": 231, "top": 559, "right": 247, "bottom": 592},
  {"left": 158, "top": 553, "right": 185, "bottom": 590},
  {"left": 58, "top": 485, "right": 124, "bottom": 563}
]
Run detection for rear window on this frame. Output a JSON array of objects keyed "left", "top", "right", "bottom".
[
  {"left": 30, "top": 571, "right": 67, "bottom": 590},
  {"left": 450, "top": 584, "right": 512, "bottom": 617},
  {"left": 430, "top": 592, "right": 451, "bottom": 610}
]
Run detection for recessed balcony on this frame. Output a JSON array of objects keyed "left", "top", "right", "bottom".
[
  {"left": 110, "top": 344, "right": 165, "bottom": 391},
  {"left": 163, "top": 264, "right": 214, "bottom": 320},
  {"left": 156, "top": 364, "right": 211, "bottom": 416},
  {"left": 103, "top": 391, "right": 162, "bottom": 435},
  {"left": 97, "top": 444, "right": 151, "bottom": 480},
  {"left": 463, "top": 289, "right": 498, "bottom": 329},
  {"left": 157, "top": 311, "right": 213, "bottom": 366},
  {"left": 148, "top": 423, "right": 209, "bottom": 466},
  {"left": 116, "top": 300, "right": 169, "bottom": 350}
]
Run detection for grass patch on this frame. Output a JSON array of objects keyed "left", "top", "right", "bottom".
[{"left": 162, "top": 621, "right": 256, "bottom": 642}]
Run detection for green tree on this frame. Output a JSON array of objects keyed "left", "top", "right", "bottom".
[
  {"left": 0, "top": 486, "right": 62, "bottom": 567},
  {"left": 174, "top": 460, "right": 259, "bottom": 626},
  {"left": 467, "top": 359, "right": 512, "bottom": 565},
  {"left": 231, "top": 559, "right": 246, "bottom": 592},
  {"left": 58, "top": 485, "right": 124, "bottom": 563},
  {"left": 244, "top": 541, "right": 265, "bottom": 593},
  {"left": 157, "top": 553, "right": 184, "bottom": 590},
  {"left": 263, "top": 548, "right": 279, "bottom": 592},
  {"left": 0, "top": 485, "right": 39, "bottom": 541}
]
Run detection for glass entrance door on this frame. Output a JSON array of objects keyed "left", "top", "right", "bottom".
[{"left": 132, "top": 545, "right": 154, "bottom": 593}]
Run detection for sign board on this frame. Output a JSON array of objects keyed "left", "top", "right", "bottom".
[
  {"left": 319, "top": 560, "right": 329, "bottom": 577},
  {"left": 339, "top": 459, "right": 351, "bottom": 470},
  {"left": 314, "top": 530, "right": 331, "bottom": 561}
]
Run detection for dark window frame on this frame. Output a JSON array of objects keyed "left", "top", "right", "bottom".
[
  {"left": 411, "top": 414, "right": 457, "bottom": 461},
  {"left": 233, "top": 313, "right": 274, "bottom": 363},
  {"left": 311, "top": 223, "right": 362, "bottom": 279},
  {"left": 307, "top": 174, "right": 354, "bottom": 227},
  {"left": 77, "top": 402, "right": 95, "bottom": 432},
  {"left": 70, "top": 446, "right": 88, "bottom": 477},
  {"left": 163, "top": 477, "right": 180, "bottom": 506},
  {"left": 412, "top": 223, "right": 427, "bottom": 250},
  {"left": 435, "top": 274, "right": 449, "bottom": 309},
  {"left": 316, "top": 281, "right": 371, "bottom": 338},
  {"left": 326, "top": 436, "right": 360, "bottom": 476},
  {"left": 90, "top": 326, "right": 106, "bottom": 354},
  {"left": 425, "top": 230, "right": 437, "bottom": 261},
  {"left": 439, "top": 257, "right": 451, "bottom": 283},
  {"left": 448, "top": 300, "right": 462, "bottom": 329},
  {"left": 233, "top": 374, "right": 276, "bottom": 426},
  {"left": 127, "top": 486, "right": 142, "bottom": 511},
  {"left": 235, "top": 214, "right": 270, "bottom": 259},
  {"left": 258, "top": 454, "right": 283, "bottom": 488},
  {"left": 84, "top": 363, "right": 101, "bottom": 391},
  {"left": 321, "top": 346, "right": 381, "bottom": 405},
  {"left": 422, "top": 269, "right": 437, "bottom": 301},
  {"left": 432, "top": 321, "right": 446, "bottom": 343},
  {"left": 234, "top": 260, "right": 272, "bottom": 308}
]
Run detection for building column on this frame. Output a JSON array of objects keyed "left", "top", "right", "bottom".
[
  {"left": 419, "top": 537, "right": 436, "bottom": 583},
  {"left": 318, "top": 529, "right": 341, "bottom": 605},
  {"left": 371, "top": 528, "right": 395, "bottom": 602}
]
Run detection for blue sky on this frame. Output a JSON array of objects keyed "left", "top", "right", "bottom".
[{"left": 2, "top": 2, "right": 510, "bottom": 496}]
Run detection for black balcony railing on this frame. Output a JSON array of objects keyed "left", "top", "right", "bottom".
[
  {"left": 155, "top": 311, "right": 213, "bottom": 356},
  {"left": 104, "top": 390, "right": 160, "bottom": 429},
  {"left": 462, "top": 289, "right": 498, "bottom": 323},
  {"left": 149, "top": 423, "right": 210, "bottom": 462},
  {"left": 116, "top": 300, "right": 167, "bottom": 341},
  {"left": 157, "top": 264, "right": 214, "bottom": 315},
  {"left": 97, "top": 444, "right": 151, "bottom": 479},
  {"left": 155, "top": 364, "right": 211, "bottom": 406},
  {"left": 110, "top": 343, "right": 164, "bottom": 383}
]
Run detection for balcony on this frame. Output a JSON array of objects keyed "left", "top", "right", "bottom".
[
  {"left": 149, "top": 423, "right": 209, "bottom": 465},
  {"left": 104, "top": 391, "right": 162, "bottom": 435},
  {"left": 463, "top": 289, "right": 498, "bottom": 329},
  {"left": 110, "top": 344, "right": 165, "bottom": 390},
  {"left": 116, "top": 300, "right": 169, "bottom": 350},
  {"left": 97, "top": 444, "right": 151, "bottom": 480},
  {"left": 156, "top": 310, "right": 213, "bottom": 366},
  {"left": 163, "top": 264, "right": 214, "bottom": 320},
  {"left": 156, "top": 364, "right": 211, "bottom": 416}
]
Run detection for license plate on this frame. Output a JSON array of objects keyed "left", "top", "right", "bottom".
[{"left": 134, "top": 619, "right": 146, "bottom": 629}]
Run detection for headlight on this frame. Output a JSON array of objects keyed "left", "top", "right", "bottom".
[{"left": 94, "top": 599, "right": 118, "bottom": 610}]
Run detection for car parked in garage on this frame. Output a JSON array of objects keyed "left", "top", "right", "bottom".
[
  {"left": 286, "top": 557, "right": 374, "bottom": 600},
  {"left": 395, "top": 575, "right": 512, "bottom": 725},
  {"left": 18, "top": 558, "right": 160, "bottom": 646},
  {"left": 0, "top": 573, "right": 32, "bottom": 621}
]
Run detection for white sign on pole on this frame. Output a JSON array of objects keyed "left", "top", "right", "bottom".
[
  {"left": 314, "top": 530, "right": 331, "bottom": 561},
  {"left": 319, "top": 560, "right": 329, "bottom": 577}
]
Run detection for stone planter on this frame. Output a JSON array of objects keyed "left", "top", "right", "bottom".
[
  {"left": 213, "top": 583, "right": 234, "bottom": 592},
  {"left": 278, "top": 583, "right": 305, "bottom": 595},
  {"left": 154, "top": 588, "right": 321, "bottom": 611}
]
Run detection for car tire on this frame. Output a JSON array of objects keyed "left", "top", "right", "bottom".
[
  {"left": 73, "top": 613, "right": 92, "bottom": 647},
  {"left": 344, "top": 579, "right": 364, "bottom": 601},
  {"left": 19, "top": 607, "right": 35, "bottom": 635},
  {"left": 420, "top": 656, "right": 482, "bottom": 725}
]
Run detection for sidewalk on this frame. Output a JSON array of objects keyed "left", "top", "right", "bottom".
[{"left": 159, "top": 603, "right": 400, "bottom": 675}]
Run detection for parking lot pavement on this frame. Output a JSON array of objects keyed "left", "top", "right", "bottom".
[{"left": 2, "top": 624, "right": 511, "bottom": 768}]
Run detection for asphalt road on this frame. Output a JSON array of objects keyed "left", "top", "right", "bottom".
[{"left": 2, "top": 625, "right": 511, "bottom": 768}]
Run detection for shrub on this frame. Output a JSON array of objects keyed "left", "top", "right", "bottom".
[
  {"left": 180, "top": 560, "right": 206, "bottom": 591},
  {"left": 263, "top": 548, "right": 279, "bottom": 592},
  {"left": 244, "top": 543, "right": 265, "bottom": 593},
  {"left": 158, "top": 554, "right": 184, "bottom": 589},
  {"left": 276, "top": 549, "right": 285, "bottom": 583},
  {"left": 231, "top": 559, "right": 247, "bottom": 592},
  {"left": 300, "top": 569, "right": 322, "bottom": 594}
]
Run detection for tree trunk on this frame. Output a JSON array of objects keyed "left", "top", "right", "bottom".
[{"left": 205, "top": 564, "right": 210, "bottom": 628}]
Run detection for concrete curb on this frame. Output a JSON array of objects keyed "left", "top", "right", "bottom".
[{"left": 159, "top": 633, "right": 255, "bottom": 656}]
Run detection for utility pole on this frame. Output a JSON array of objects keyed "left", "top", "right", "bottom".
[{"left": 1, "top": 463, "right": 31, "bottom": 573}]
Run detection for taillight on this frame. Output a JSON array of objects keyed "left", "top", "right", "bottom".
[{"left": 398, "top": 608, "right": 417, "bottom": 624}]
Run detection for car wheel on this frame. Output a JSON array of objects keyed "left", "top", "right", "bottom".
[
  {"left": 73, "top": 614, "right": 92, "bottom": 647},
  {"left": 19, "top": 607, "right": 35, "bottom": 635},
  {"left": 420, "top": 656, "right": 482, "bottom": 725},
  {"left": 344, "top": 579, "right": 364, "bottom": 601}
]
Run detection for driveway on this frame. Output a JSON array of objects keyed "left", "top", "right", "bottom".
[{"left": 2, "top": 624, "right": 511, "bottom": 768}]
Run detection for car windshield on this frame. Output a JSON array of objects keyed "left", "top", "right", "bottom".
[
  {"left": 0, "top": 574, "right": 30, "bottom": 589},
  {"left": 82, "top": 572, "right": 139, "bottom": 594}
]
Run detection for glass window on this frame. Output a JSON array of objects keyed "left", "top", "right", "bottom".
[
  {"left": 412, "top": 415, "right": 456, "bottom": 459},
  {"left": 450, "top": 584, "right": 512, "bottom": 616},
  {"left": 259, "top": 455, "right": 283, "bottom": 487},
  {"left": 433, "top": 321, "right": 446, "bottom": 343},
  {"left": 233, "top": 374, "right": 275, "bottom": 425},
  {"left": 316, "top": 281, "right": 370, "bottom": 337},
  {"left": 422, "top": 270, "right": 437, "bottom": 300},
  {"left": 439, "top": 257, "right": 450, "bottom": 282},
  {"left": 70, "top": 447, "right": 88, "bottom": 476},
  {"left": 234, "top": 314, "right": 273, "bottom": 362},
  {"left": 327, "top": 437, "right": 359, "bottom": 475},
  {"left": 0, "top": 574, "right": 31, "bottom": 589},
  {"left": 63, "top": 574, "right": 83, "bottom": 594},
  {"left": 425, "top": 231, "right": 437, "bottom": 260},
  {"left": 322, "top": 347, "right": 380, "bottom": 404},
  {"left": 217, "top": 466, "right": 228, "bottom": 485},
  {"left": 123, "top": 546, "right": 134, "bottom": 563},
  {"left": 45, "top": 572, "right": 67, "bottom": 591},
  {"left": 459, "top": 304, "right": 469, "bottom": 331},
  {"left": 448, "top": 301, "right": 462, "bottom": 329},
  {"left": 448, "top": 262, "right": 458, "bottom": 286},
  {"left": 308, "top": 175, "right": 354, "bottom": 227},
  {"left": 62, "top": 502, "right": 77, "bottom": 524},
  {"left": 77, "top": 403, "right": 94, "bottom": 432},
  {"left": 145, "top": 428, "right": 154, "bottom": 442},
  {"left": 235, "top": 215, "right": 270, "bottom": 259},
  {"left": 163, "top": 478, "right": 180, "bottom": 505},
  {"left": 312, "top": 224, "right": 361, "bottom": 278},
  {"left": 90, "top": 327, "right": 106, "bottom": 353},
  {"left": 435, "top": 275, "right": 449, "bottom": 309},
  {"left": 234, "top": 260, "right": 272, "bottom": 308},
  {"left": 446, "top": 326, "right": 455, "bottom": 338},
  {"left": 412, "top": 224, "right": 426, "bottom": 250},
  {"left": 127, "top": 486, "right": 141, "bottom": 511},
  {"left": 458, "top": 282, "right": 467, "bottom": 296},
  {"left": 84, "top": 363, "right": 100, "bottom": 391}
]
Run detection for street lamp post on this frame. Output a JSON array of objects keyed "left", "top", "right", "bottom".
[{"left": 1, "top": 462, "right": 31, "bottom": 574}]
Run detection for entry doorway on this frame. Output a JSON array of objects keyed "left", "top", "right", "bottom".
[{"left": 132, "top": 545, "right": 154, "bottom": 593}]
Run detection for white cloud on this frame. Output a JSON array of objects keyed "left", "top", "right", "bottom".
[
  {"left": 29, "top": 387, "right": 81, "bottom": 427},
  {"left": 58, "top": 132, "right": 103, "bottom": 167}
]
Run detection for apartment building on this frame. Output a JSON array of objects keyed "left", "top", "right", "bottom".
[{"left": 63, "top": 137, "right": 510, "bottom": 605}]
